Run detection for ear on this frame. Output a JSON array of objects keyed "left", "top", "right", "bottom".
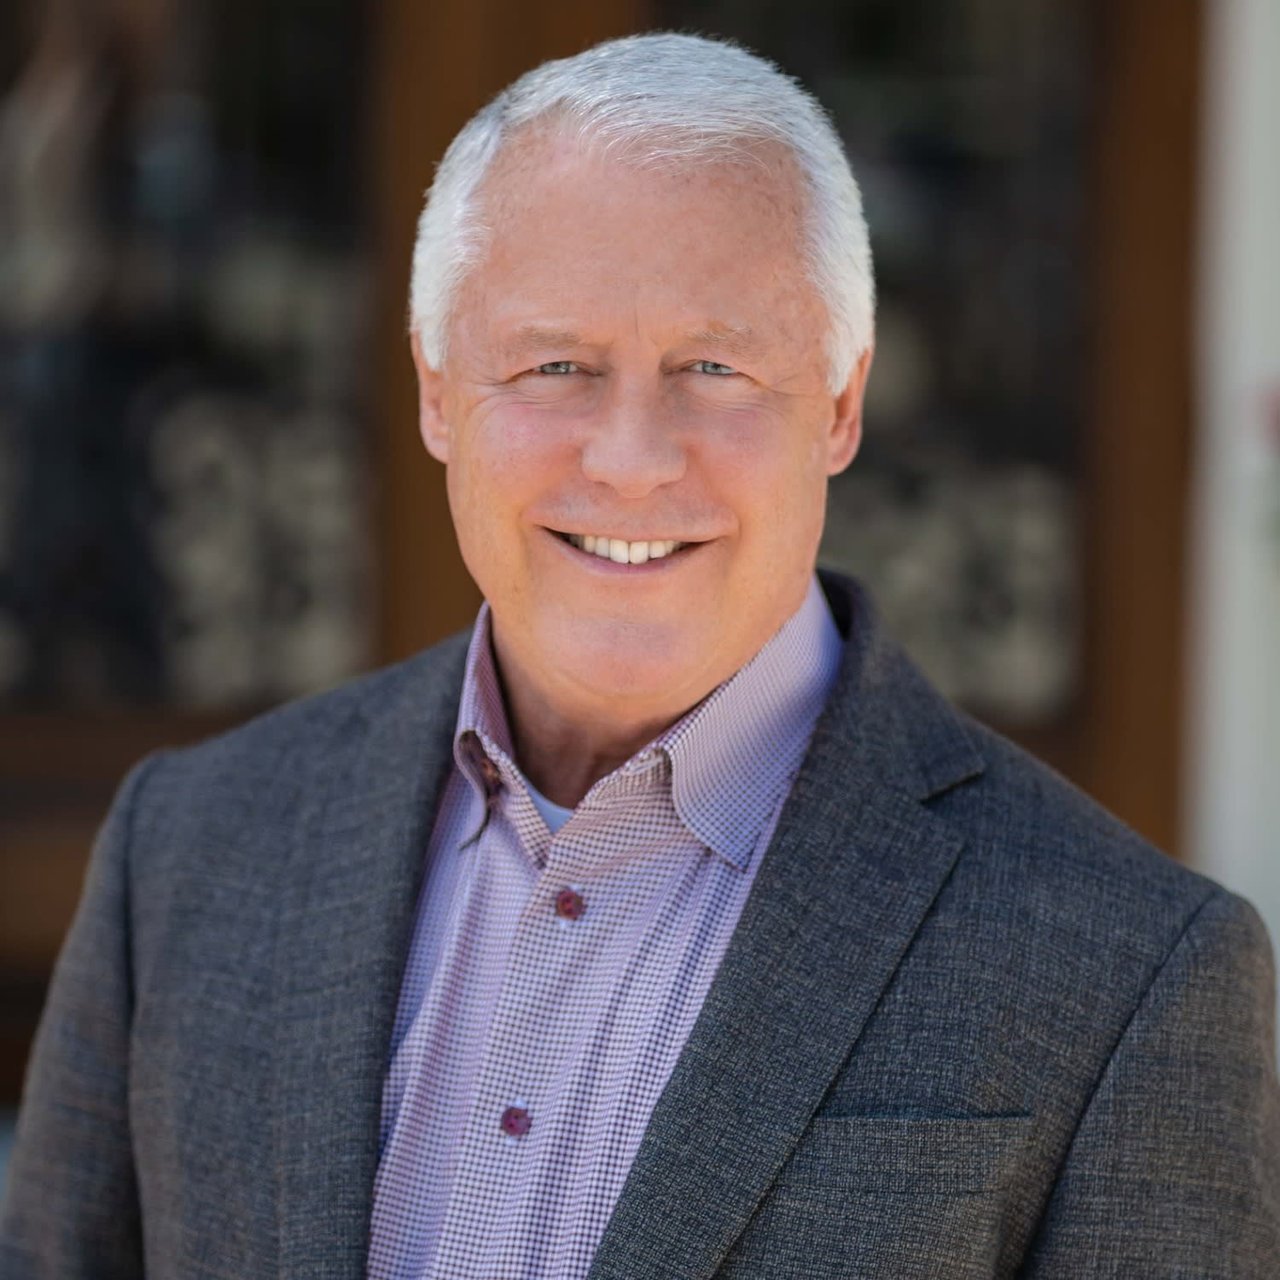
[
  {"left": 826, "top": 346, "right": 873, "bottom": 476},
  {"left": 411, "top": 331, "right": 451, "bottom": 464}
]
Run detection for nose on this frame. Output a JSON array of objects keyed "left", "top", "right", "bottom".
[{"left": 579, "top": 384, "right": 687, "bottom": 498}]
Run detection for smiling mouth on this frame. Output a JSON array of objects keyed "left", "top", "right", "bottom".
[{"left": 550, "top": 530, "right": 691, "bottom": 565}]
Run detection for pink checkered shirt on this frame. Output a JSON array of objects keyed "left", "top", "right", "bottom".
[{"left": 367, "top": 577, "right": 843, "bottom": 1279}]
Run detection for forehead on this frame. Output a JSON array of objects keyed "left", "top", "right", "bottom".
[
  {"left": 487, "top": 120, "right": 806, "bottom": 206},
  {"left": 452, "top": 127, "right": 823, "bottom": 349},
  {"left": 479, "top": 125, "right": 808, "bottom": 254}
]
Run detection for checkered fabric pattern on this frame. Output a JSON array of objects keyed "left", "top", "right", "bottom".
[{"left": 366, "top": 577, "right": 843, "bottom": 1279}]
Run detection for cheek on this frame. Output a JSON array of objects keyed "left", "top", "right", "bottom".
[
  {"left": 451, "top": 406, "right": 567, "bottom": 504},
  {"left": 445, "top": 406, "right": 579, "bottom": 595},
  {"left": 699, "top": 413, "right": 829, "bottom": 537},
  {"left": 445, "top": 447, "right": 534, "bottom": 615}
]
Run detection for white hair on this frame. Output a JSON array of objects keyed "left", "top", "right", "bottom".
[{"left": 409, "top": 32, "right": 874, "bottom": 393}]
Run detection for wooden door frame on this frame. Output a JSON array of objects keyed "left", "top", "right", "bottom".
[{"left": 1074, "top": 0, "right": 1200, "bottom": 856}]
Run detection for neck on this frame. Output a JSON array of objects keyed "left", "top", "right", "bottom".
[
  {"left": 511, "top": 705, "right": 674, "bottom": 809},
  {"left": 490, "top": 643, "right": 708, "bottom": 811},
  {"left": 507, "top": 681, "right": 697, "bottom": 809}
]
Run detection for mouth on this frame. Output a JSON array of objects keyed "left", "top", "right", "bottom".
[{"left": 548, "top": 530, "right": 693, "bottom": 566}]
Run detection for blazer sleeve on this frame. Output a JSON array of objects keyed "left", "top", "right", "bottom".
[
  {"left": 1022, "top": 887, "right": 1280, "bottom": 1277},
  {"left": 0, "top": 754, "right": 163, "bottom": 1280}
]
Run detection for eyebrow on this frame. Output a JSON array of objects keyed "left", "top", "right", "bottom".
[
  {"left": 501, "top": 325, "right": 587, "bottom": 359},
  {"left": 682, "top": 323, "right": 760, "bottom": 357},
  {"left": 497, "top": 321, "right": 762, "bottom": 360}
]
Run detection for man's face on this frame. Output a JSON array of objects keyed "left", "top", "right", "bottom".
[{"left": 415, "top": 131, "right": 870, "bottom": 728}]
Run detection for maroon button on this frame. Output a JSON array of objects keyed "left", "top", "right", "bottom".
[
  {"left": 554, "top": 888, "right": 585, "bottom": 921},
  {"left": 500, "top": 1105, "right": 531, "bottom": 1138}
]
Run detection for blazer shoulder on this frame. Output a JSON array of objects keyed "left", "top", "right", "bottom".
[
  {"left": 941, "top": 714, "right": 1230, "bottom": 956},
  {"left": 119, "top": 629, "right": 470, "bottom": 858},
  {"left": 155, "top": 629, "right": 469, "bottom": 781},
  {"left": 818, "top": 569, "right": 1236, "bottom": 961}
]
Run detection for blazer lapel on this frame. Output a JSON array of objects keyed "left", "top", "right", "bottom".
[
  {"left": 588, "top": 576, "right": 984, "bottom": 1280},
  {"left": 271, "top": 636, "right": 468, "bottom": 1279}
]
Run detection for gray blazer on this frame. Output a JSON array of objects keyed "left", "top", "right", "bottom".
[{"left": 2, "top": 573, "right": 1277, "bottom": 1278}]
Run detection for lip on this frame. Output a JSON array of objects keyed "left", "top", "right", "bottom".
[{"left": 540, "top": 526, "right": 705, "bottom": 573}]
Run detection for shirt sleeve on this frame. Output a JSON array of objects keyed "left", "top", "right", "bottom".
[{"left": 1021, "top": 887, "right": 1280, "bottom": 1277}]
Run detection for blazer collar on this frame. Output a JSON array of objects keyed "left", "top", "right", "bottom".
[
  {"left": 586, "top": 569, "right": 986, "bottom": 1280},
  {"left": 814, "top": 567, "right": 985, "bottom": 804}
]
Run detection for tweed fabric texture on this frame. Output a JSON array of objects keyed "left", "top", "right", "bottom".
[
  {"left": 1, "top": 571, "right": 1277, "bottom": 1279},
  {"left": 368, "top": 578, "right": 843, "bottom": 1278}
]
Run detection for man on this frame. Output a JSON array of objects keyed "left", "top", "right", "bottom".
[{"left": 2, "top": 32, "right": 1277, "bottom": 1280}]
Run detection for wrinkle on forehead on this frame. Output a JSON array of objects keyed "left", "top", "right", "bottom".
[{"left": 476, "top": 119, "right": 810, "bottom": 252}]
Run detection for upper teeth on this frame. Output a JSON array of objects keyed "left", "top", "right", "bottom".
[{"left": 565, "top": 534, "right": 685, "bottom": 564}]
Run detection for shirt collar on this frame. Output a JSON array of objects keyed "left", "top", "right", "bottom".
[{"left": 453, "top": 576, "right": 843, "bottom": 870}]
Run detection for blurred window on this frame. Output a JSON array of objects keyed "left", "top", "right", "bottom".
[{"left": 0, "top": 0, "right": 373, "bottom": 710}]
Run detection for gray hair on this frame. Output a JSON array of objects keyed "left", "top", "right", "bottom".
[{"left": 409, "top": 32, "right": 874, "bottom": 393}]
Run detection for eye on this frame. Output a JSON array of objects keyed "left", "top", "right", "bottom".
[
  {"left": 533, "top": 361, "right": 579, "bottom": 375},
  {"left": 690, "top": 360, "right": 737, "bottom": 376}
]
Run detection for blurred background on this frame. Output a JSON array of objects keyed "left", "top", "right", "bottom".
[{"left": 0, "top": 0, "right": 1277, "bottom": 1185}]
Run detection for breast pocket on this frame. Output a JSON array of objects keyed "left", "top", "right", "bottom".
[
  {"left": 779, "top": 1113, "right": 1033, "bottom": 1194},
  {"left": 721, "top": 1115, "right": 1035, "bottom": 1280}
]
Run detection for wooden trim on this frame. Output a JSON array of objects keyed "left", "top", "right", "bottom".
[
  {"left": 1015, "top": 0, "right": 1201, "bottom": 859},
  {"left": 1073, "top": 0, "right": 1201, "bottom": 856}
]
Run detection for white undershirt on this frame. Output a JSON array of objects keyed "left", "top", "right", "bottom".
[{"left": 525, "top": 780, "right": 574, "bottom": 833}]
